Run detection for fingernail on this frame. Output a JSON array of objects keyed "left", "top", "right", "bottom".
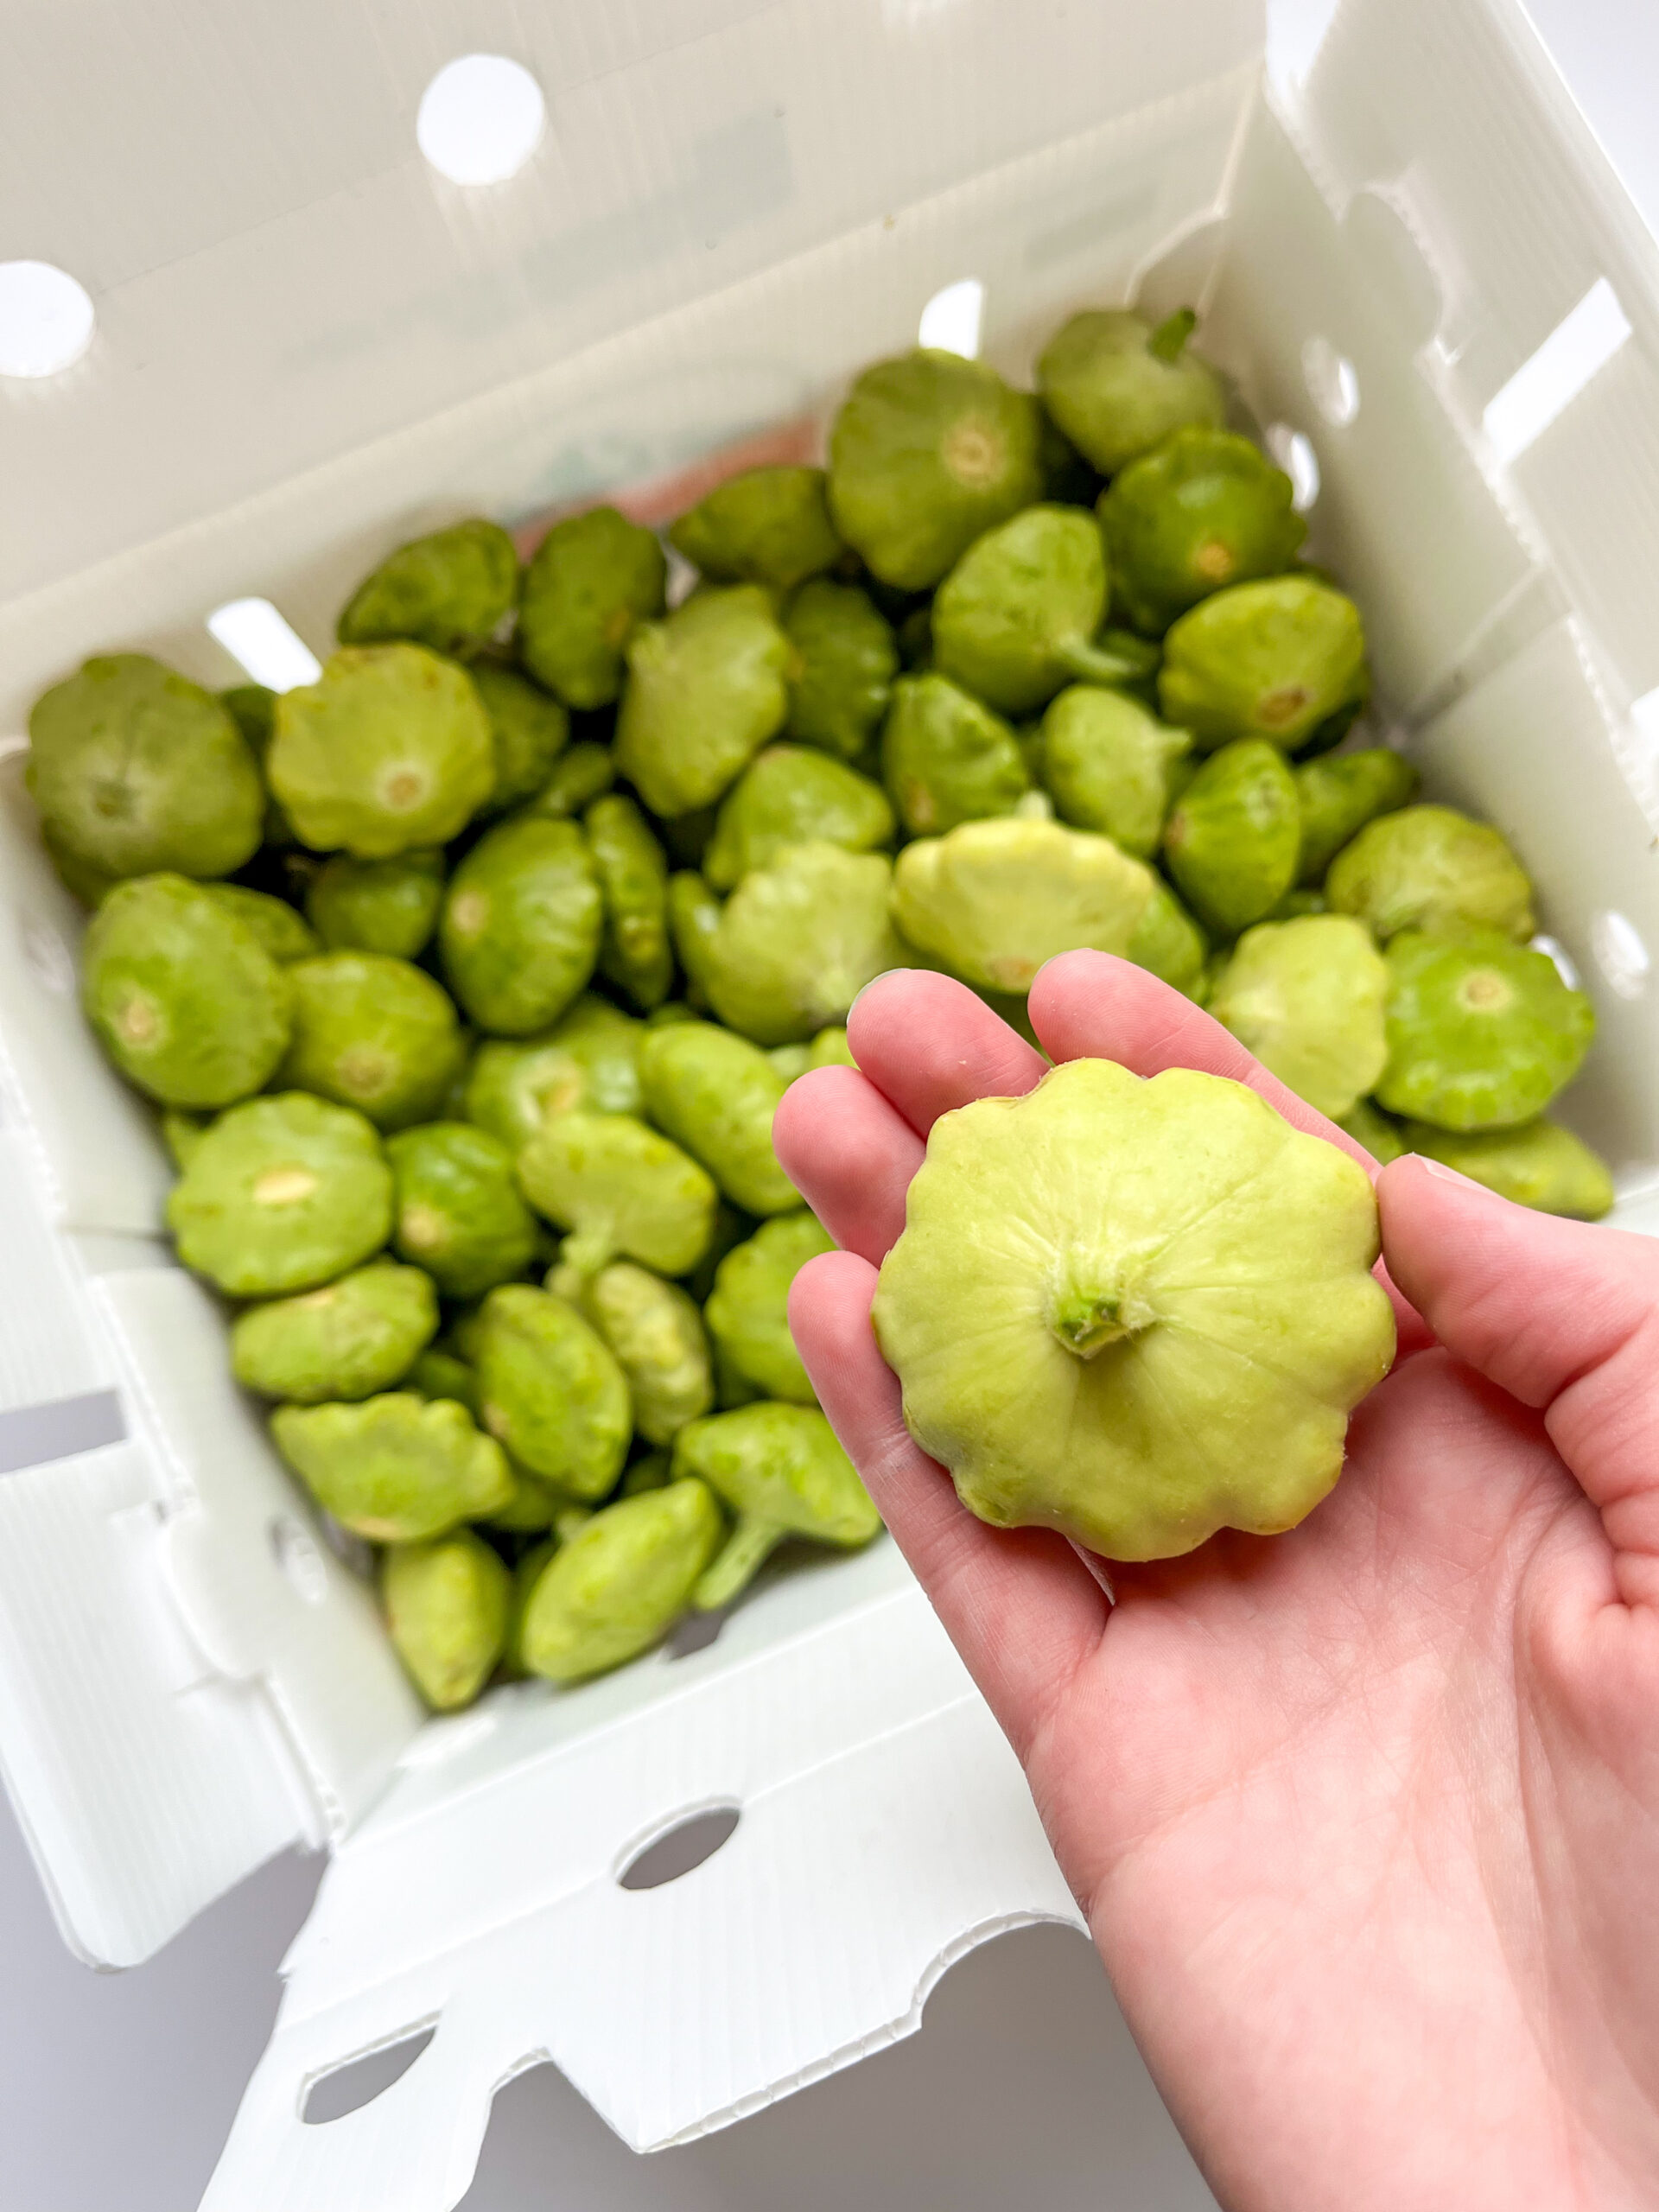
[
  {"left": 847, "top": 969, "right": 915, "bottom": 1020},
  {"left": 1417, "top": 1157, "right": 1497, "bottom": 1197}
]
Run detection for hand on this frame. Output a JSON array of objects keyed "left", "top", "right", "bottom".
[{"left": 773, "top": 952, "right": 1659, "bottom": 2212}]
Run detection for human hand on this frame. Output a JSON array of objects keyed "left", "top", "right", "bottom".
[{"left": 773, "top": 952, "right": 1659, "bottom": 2212}]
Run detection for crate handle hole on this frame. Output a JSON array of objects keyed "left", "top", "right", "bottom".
[
  {"left": 302, "top": 2025, "right": 435, "bottom": 2125},
  {"left": 418, "top": 55, "right": 546, "bottom": 187},
  {"left": 618, "top": 1804, "right": 741, "bottom": 1891},
  {"left": 0, "top": 261, "right": 95, "bottom": 379}
]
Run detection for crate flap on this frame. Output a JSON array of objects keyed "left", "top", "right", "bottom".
[
  {"left": 97, "top": 1270, "right": 425, "bottom": 1834},
  {"left": 199, "top": 1568, "right": 1082, "bottom": 2209},
  {"left": 0, "top": 1434, "right": 316, "bottom": 1969},
  {"left": 0, "top": 986, "right": 327, "bottom": 1966},
  {"left": 0, "top": 783, "right": 422, "bottom": 1958}
]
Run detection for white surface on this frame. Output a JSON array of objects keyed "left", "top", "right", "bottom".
[{"left": 1, "top": 0, "right": 1656, "bottom": 2205}]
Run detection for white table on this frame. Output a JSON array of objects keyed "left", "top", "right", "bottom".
[{"left": 3, "top": 3, "right": 1652, "bottom": 2203}]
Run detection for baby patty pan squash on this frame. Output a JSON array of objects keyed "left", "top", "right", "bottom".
[{"left": 873, "top": 1058, "right": 1395, "bottom": 1561}]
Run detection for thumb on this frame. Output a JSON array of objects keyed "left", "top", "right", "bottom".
[{"left": 1378, "top": 1154, "right": 1659, "bottom": 1586}]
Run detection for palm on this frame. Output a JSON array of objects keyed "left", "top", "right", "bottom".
[
  {"left": 773, "top": 954, "right": 1659, "bottom": 2211},
  {"left": 1030, "top": 1370, "right": 1611, "bottom": 2211}
]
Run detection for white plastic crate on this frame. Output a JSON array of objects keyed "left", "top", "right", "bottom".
[{"left": 0, "top": 1, "right": 1656, "bottom": 2205}]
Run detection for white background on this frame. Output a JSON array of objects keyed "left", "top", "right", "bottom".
[{"left": 3, "top": 2, "right": 1656, "bottom": 2205}]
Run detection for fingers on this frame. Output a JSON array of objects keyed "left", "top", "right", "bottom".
[
  {"left": 789, "top": 1250, "right": 1109, "bottom": 1751},
  {"left": 1030, "top": 950, "right": 1429, "bottom": 1352},
  {"left": 846, "top": 969, "right": 1049, "bottom": 1135},
  {"left": 1379, "top": 1154, "right": 1659, "bottom": 1604},
  {"left": 772, "top": 1065, "right": 924, "bottom": 1265},
  {"left": 772, "top": 969, "right": 1046, "bottom": 1264}
]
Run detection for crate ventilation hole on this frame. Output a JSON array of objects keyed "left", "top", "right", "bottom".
[
  {"left": 302, "top": 2025, "right": 435, "bottom": 2125},
  {"left": 1483, "top": 277, "right": 1631, "bottom": 467},
  {"left": 0, "top": 261, "right": 94, "bottom": 379},
  {"left": 617, "top": 1803, "right": 741, "bottom": 1891},
  {"left": 207, "top": 601, "right": 321, "bottom": 691},
  {"left": 418, "top": 55, "right": 546, "bottom": 187},
  {"left": 298, "top": 1808, "right": 743, "bottom": 2121},
  {"left": 918, "top": 278, "right": 984, "bottom": 359}
]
